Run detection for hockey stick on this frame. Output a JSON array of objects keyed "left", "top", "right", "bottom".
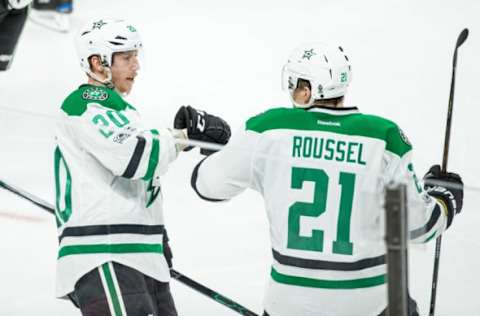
[
  {"left": 429, "top": 28, "right": 469, "bottom": 316},
  {"left": 170, "top": 270, "right": 258, "bottom": 316},
  {"left": 0, "top": 179, "right": 259, "bottom": 316}
]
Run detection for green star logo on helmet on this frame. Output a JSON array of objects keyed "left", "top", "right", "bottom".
[
  {"left": 302, "top": 49, "right": 316, "bottom": 60},
  {"left": 92, "top": 20, "right": 107, "bottom": 30}
]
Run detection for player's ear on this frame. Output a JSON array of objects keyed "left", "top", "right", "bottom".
[
  {"left": 88, "top": 55, "right": 104, "bottom": 73},
  {"left": 304, "top": 86, "right": 312, "bottom": 99}
]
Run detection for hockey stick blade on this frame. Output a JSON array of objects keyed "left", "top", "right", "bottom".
[
  {"left": 0, "top": 179, "right": 258, "bottom": 316},
  {"left": 456, "top": 28, "right": 469, "bottom": 48}
]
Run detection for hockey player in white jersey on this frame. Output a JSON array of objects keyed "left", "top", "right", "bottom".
[
  {"left": 54, "top": 19, "right": 230, "bottom": 315},
  {"left": 177, "top": 43, "right": 464, "bottom": 316}
]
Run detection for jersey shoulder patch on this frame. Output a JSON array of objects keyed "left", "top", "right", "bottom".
[
  {"left": 82, "top": 86, "right": 110, "bottom": 101},
  {"left": 61, "top": 85, "right": 130, "bottom": 116}
]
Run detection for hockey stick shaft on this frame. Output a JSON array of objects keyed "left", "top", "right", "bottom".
[
  {"left": 170, "top": 270, "right": 258, "bottom": 316},
  {"left": 429, "top": 28, "right": 469, "bottom": 316},
  {"left": 0, "top": 179, "right": 258, "bottom": 316}
]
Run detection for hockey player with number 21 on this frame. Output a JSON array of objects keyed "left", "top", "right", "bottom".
[
  {"left": 53, "top": 19, "right": 230, "bottom": 315},
  {"left": 179, "top": 43, "right": 465, "bottom": 316}
]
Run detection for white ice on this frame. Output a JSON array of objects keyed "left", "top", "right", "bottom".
[{"left": 0, "top": 0, "right": 479, "bottom": 315}]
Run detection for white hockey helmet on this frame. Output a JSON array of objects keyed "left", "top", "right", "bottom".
[
  {"left": 75, "top": 19, "right": 142, "bottom": 75},
  {"left": 282, "top": 42, "right": 352, "bottom": 108}
]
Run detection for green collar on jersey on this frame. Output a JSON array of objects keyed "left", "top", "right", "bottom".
[
  {"left": 246, "top": 107, "right": 412, "bottom": 157},
  {"left": 61, "top": 84, "right": 136, "bottom": 116}
]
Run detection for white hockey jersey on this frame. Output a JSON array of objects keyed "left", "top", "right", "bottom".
[
  {"left": 192, "top": 106, "right": 448, "bottom": 316},
  {"left": 54, "top": 84, "right": 178, "bottom": 298}
]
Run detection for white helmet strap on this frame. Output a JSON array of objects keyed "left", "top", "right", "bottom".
[
  {"left": 87, "top": 68, "right": 114, "bottom": 89},
  {"left": 86, "top": 55, "right": 114, "bottom": 89}
]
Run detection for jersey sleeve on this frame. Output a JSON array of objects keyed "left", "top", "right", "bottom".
[
  {"left": 191, "top": 126, "right": 260, "bottom": 201},
  {"left": 64, "top": 102, "right": 178, "bottom": 181},
  {"left": 383, "top": 125, "right": 448, "bottom": 243}
]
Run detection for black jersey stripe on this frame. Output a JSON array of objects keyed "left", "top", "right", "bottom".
[
  {"left": 121, "top": 136, "right": 146, "bottom": 179},
  {"left": 59, "top": 224, "right": 165, "bottom": 242},
  {"left": 305, "top": 105, "right": 359, "bottom": 112},
  {"left": 272, "top": 249, "right": 385, "bottom": 271},
  {"left": 191, "top": 158, "right": 227, "bottom": 202},
  {"left": 409, "top": 204, "right": 442, "bottom": 239}
]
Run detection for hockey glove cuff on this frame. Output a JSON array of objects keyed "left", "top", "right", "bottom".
[{"left": 423, "top": 164, "right": 463, "bottom": 228}]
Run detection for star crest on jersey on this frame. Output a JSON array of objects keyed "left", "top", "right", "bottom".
[
  {"left": 302, "top": 49, "right": 316, "bottom": 60},
  {"left": 92, "top": 20, "right": 107, "bottom": 30},
  {"left": 82, "top": 87, "right": 109, "bottom": 101}
]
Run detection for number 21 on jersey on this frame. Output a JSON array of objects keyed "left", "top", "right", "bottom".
[{"left": 288, "top": 167, "right": 356, "bottom": 255}]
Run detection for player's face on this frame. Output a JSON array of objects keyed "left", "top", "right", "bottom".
[{"left": 111, "top": 50, "right": 140, "bottom": 94}]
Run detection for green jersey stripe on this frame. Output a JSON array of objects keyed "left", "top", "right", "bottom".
[
  {"left": 246, "top": 108, "right": 411, "bottom": 157},
  {"left": 58, "top": 243, "right": 163, "bottom": 259},
  {"left": 101, "top": 263, "right": 124, "bottom": 316},
  {"left": 271, "top": 267, "right": 386, "bottom": 289},
  {"left": 54, "top": 147, "right": 72, "bottom": 226},
  {"left": 142, "top": 129, "right": 160, "bottom": 180}
]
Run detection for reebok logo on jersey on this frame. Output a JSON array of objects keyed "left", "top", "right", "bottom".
[{"left": 317, "top": 120, "right": 341, "bottom": 127}]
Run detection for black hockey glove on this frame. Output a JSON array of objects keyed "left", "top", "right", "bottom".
[
  {"left": 423, "top": 164, "right": 463, "bottom": 228},
  {"left": 173, "top": 105, "right": 231, "bottom": 155}
]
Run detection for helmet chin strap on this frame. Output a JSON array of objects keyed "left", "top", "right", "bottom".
[{"left": 87, "top": 67, "right": 114, "bottom": 89}]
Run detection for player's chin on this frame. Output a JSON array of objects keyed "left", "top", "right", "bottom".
[{"left": 119, "top": 79, "right": 134, "bottom": 94}]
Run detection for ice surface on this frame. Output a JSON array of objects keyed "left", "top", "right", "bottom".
[{"left": 1, "top": 0, "right": 479, "bottom": 315}]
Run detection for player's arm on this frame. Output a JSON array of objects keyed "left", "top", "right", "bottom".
[
  {"left": 173, "top": 105, "right": 256, "bottom": 201},
  {"left": 191, "top": 128, "right": 258, "bottom": 201},
  {"left": 67, "top": 103, "right": 179, "bottom": 181},
  {"left": 384, "top": 126, "right": 464, "bottom": 243}
]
